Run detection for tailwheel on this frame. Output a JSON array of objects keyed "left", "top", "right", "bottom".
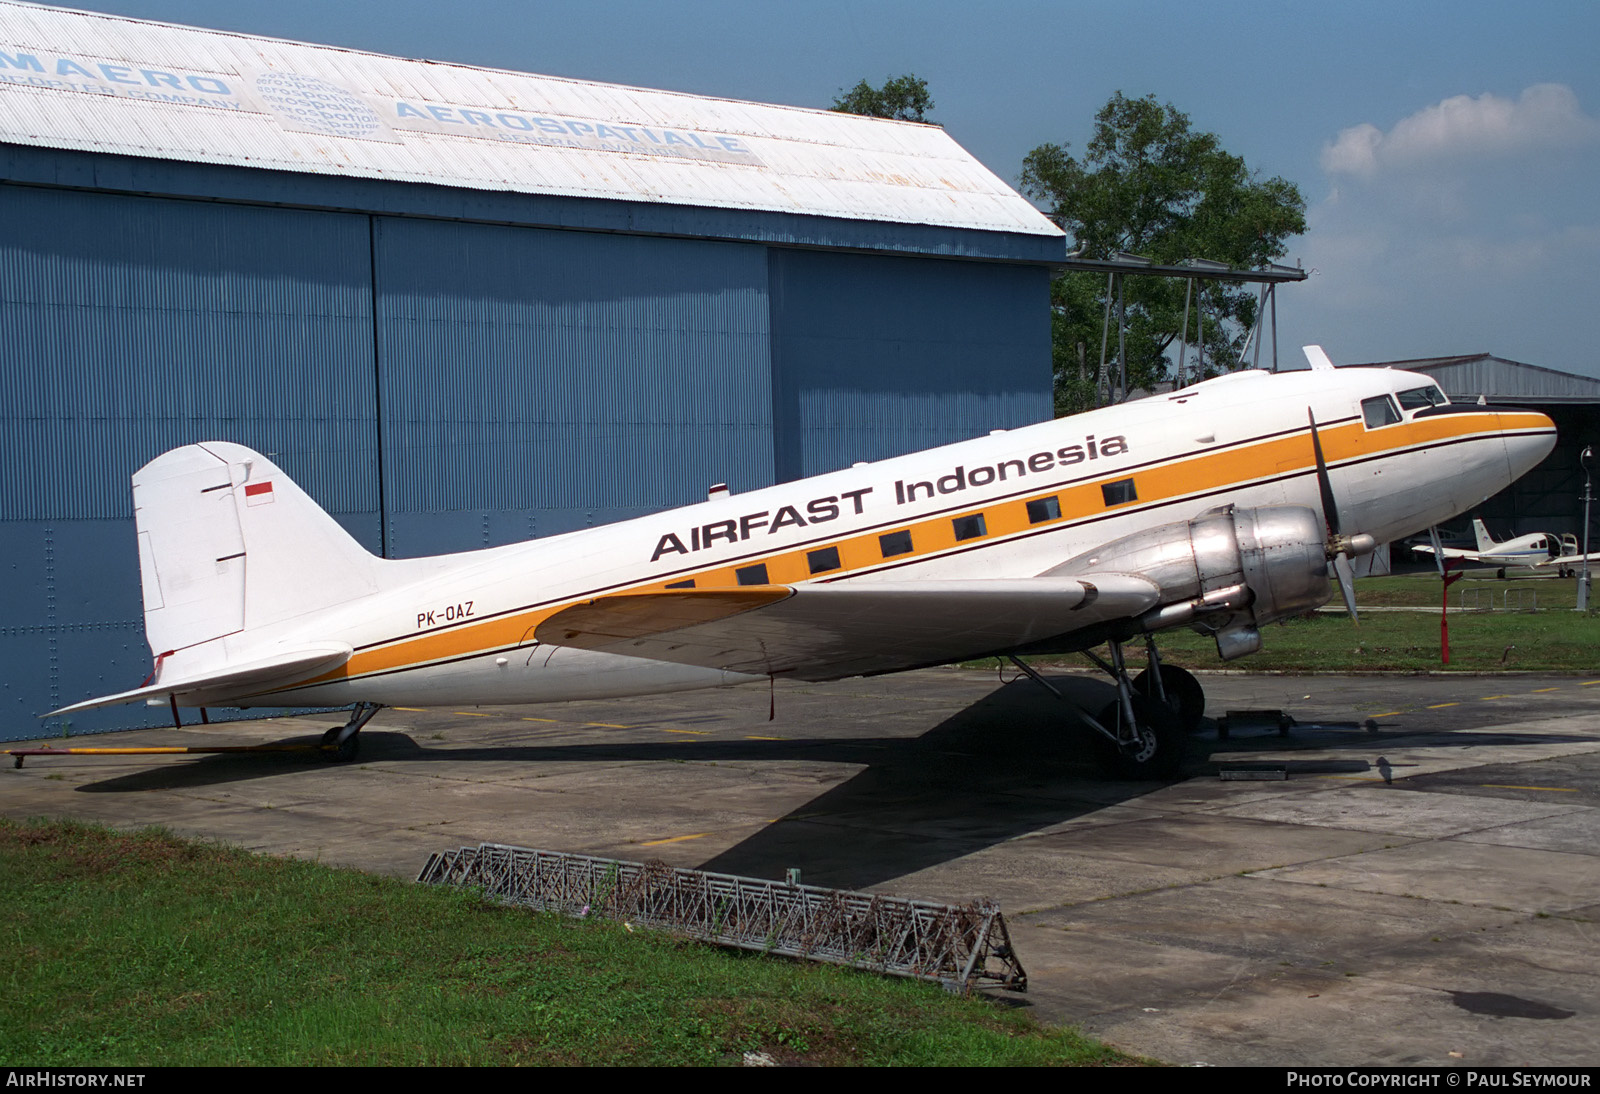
[
  {"left": 1132, "top": 664, "right": 1206, "bottom": 732},
  {"left": 1092, "top": 696, "right": 1186, "bottom": 780},
  {"left": 320, "top": 702, "right": 381, "bottom": 763},
  {"left": 320, "top": 725, "right": 361, "bottom": 762}
]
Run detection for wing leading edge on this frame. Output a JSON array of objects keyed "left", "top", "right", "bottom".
[{"left": 535, "top": 576, "right": 1161, "bottom": 681}]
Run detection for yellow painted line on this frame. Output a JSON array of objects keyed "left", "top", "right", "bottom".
[
  {"left": 1481, "top": 784, "right": 1578, "bottom": 792},
  {"left": 1480, "top": 695, "right": 1511, "bottom": 700},
  {"left": 746, "top": 735, "right": 785, "bottom": 740},
  {"left": 662, "top": 728, "right": 709, "bottom": 736},
  {"left": 1580, "top": 680, "right": 1600, "bottom": 687},
  {"left": 393, "top": 707, "right": 427, "bottom": 712},
  {"left": 1372, "top": 711, "right": 1405, "bottom": 718},
  {"left": 518, "top": 715, "right": 629, "bottom": 728},
  {"left": 452, "top": 711, "right": 493, "bottom": 717},
  {"left": 641, "top": 833, "right": 709, "bottom": 846},
  {"left": 1427, "top": 702, "right": 1460, "bottom": 709},
  {"left": 1532, "top": 687, "right": 1561, "bottom": 693}
]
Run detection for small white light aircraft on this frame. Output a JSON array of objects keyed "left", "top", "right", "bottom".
[
  {"left": 1411, "top": 518, "right": 1559, "bottom": 570},
  {"left": 49, "top": 347, "right": 1556, "bottom": 777}
]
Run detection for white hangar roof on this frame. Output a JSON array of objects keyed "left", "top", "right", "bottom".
[{"left": 0, "top": 1, "right": 1063, "bottom": 239}]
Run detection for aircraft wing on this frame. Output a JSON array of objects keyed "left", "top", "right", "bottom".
[
  {"left": 1411, "top": 544, "right": 1484, "bottom": 562},
  {"left": 1536, "top": 551, "right": 1600, "bottom": 569},
  {"left": 534, "top": 576, "right": 1161, "bottom": 681}
]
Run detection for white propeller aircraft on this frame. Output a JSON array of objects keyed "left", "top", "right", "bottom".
[
  {"left": 50, "top": 347, "right": 1556, "bottom": 777},
  {"left": 1411, "top": 518, "right": 1559, "bottom": 570}
]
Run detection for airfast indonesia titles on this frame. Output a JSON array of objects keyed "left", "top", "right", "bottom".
[{"left": 648, "top": 433, "right": 1129, "bottom": 563}]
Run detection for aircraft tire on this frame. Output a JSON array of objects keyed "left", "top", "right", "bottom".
[
  {"left": 1092, "top": 696, "right": 1186, "bottom": 780},
  {"left": 1132, "top": 664, "right": 1206, "bottom": 732},
  {"left": 320, "top": 726, "right": 361, "bottom": 763}
]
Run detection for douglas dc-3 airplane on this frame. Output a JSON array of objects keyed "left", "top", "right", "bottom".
[{"left": 50, "top": 348, "right": 1556, "bottom": 777}]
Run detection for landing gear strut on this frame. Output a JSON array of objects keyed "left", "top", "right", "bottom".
[
  {"left": 1010, "top": 636, "right": 1192, "bottom": 779},
  {"left": 1131, "top": 636, "right": 1206, "bottom": 732},
  {"left": 321, "top": 702, "right": 381, "bottom": 762}
]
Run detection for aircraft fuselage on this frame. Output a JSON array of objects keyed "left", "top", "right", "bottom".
[{"left": 234, "top": 366, "right": 1551, "bottom": 709}]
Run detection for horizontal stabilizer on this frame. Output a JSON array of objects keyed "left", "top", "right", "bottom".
[
  {"left": 48, "top": 644, "right": 353, "bottom": 717},
  {"left": 536, "top": 576, "right": 1161, "bottom": 681}
]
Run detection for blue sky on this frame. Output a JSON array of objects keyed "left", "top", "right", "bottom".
[{"left": 48, "top": 0, "right": 1600, "bottom": 376}]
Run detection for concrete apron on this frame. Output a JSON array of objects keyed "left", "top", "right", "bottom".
[{"left": 6, "top": 668, "right": 1599, "bottom": 1067}]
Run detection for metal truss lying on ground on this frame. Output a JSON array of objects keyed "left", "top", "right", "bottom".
[{"left": 418, "top": 842, "right": 1027, "bottom": 993}]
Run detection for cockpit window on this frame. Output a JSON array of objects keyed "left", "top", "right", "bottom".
[
  {"left": 1396, "top": 385, "right": 1449, "bottom": 411},
  {"left": 1361, "top": 395, "right": 1402, "bottom": 428}
]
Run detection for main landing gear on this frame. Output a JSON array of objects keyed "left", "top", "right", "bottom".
[
  {"left": 321, "top": 702, "right": 382, "bottom": 762},
  {"left": 1010, "top": 635, "right": 1202, "bottom": 780},
  {"left": 1130, "top": 636, "right": 1206, "bottom": 733}
]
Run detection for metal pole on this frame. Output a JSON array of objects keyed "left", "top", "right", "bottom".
[
  {"left": 1097, "top": 273, "right": 1114, "bottom": 406},
  {"left": 1116, "top": 274, "right": 1127, "bottom": 401},
  {"left": 1177, "top": 278, "right": 1192, "bottom": 389},
  {"left": 1579, "top": 446, "right": 1593, "bottom": 612},
  {"left": 1246, "top": 283, "right": 1268, "bottom": 369},
  {"left": 1270, "top": 286, "right": 1279, "bottom": 372}
]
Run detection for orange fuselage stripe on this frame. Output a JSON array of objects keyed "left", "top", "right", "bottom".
[{"left": 290, "top": 410, "right": 1545, "bottom": 690}]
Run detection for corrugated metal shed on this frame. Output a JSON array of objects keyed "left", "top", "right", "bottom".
[
  {"left": 0, "top": 3, "right": 1059, "bottom": 740},
  {"left": 1359, "top": 353, "right": 1600, "bottom": 403},
  {"left": 0, "top": 1, "right": 1061, "bottom": 239}
]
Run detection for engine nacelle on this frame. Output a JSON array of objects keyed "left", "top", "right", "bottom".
[{"left": 1045, "top": 505, "right": 1332, "bottom": 660}]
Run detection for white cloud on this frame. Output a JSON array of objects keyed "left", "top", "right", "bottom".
[
  {"left": 1321, "top": 84, "right": 1600, "bottom": 178},
  {"left": 1292, "top": 86, "right": 1600, "bottom": 374}
]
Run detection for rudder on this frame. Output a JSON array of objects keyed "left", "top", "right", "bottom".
[{"left": 134, "top": 442, "right": 380, "bottom": 656}]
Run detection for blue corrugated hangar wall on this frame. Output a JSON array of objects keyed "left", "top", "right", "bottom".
[{"left": 0, "top": 149, "right": 1053, "bottom": 739}]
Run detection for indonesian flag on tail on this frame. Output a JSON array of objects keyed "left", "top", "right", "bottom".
[{"left": 243, "top": 480, "right": 275, "bottom": 507}]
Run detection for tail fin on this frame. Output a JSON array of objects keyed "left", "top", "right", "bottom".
[
  {"left": 1471, "top": 518, "right": 1497, "bottom": 553},
  {"left": 135, "top": 442, "right": 381, "bottom": 657}
]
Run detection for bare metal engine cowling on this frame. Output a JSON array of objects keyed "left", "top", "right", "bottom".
[{"left": 1044, "top": 504, "right": 1332, "bottom": 660}]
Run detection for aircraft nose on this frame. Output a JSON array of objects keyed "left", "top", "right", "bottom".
[{"left": 1501, "top": 408, "right": 1557, "bottom": 481}]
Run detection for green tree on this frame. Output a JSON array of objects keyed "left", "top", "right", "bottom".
[
  {"left": 1021, "top": 92, "right": 1306, "bottom": 414},
  {"left": 830, "top": 74, "right": 933, "bottom": 122}
]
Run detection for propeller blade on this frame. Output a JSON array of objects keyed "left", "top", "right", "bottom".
[
  {"left": 1307, "top": 408, "right": 1342, "bottom": 537},
  {"left": 1333, "top": 553, "right": 1359, "bottom": 624}
]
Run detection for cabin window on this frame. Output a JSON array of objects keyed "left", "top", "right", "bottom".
[
  {"left": 735, "top": 564, "right": 769, "bottom": 586},
  {"left": 807, "top": 546, "right": 841, "bottom": 574},
  {"left": 952, "top": 514, "right": 987, "bottom": 541},
  {"left": 1101, "top": 479, "right": 1137, "bottom": 507},
  {"left": 1027, "top": 496, "right": 1061, "bottom": 524},
  {"left": 1361, "top": 395, "right": 1402, "bottom": 428},
  {"left": 665, "top": 579, "right": 696, "bottom": 589},
  {"left": 879, "top": 530, "right": 913, "bottom": 557}
]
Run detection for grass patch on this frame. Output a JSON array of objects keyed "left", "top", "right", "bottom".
[
  {"left": 0, "top": 819, "right": 1140, "bottom": 1067},
  {"left": 999, "top": 575, "right": 1600, "bottom": 674},
  {"left": 1153, "top": 608, "right": 1600, "bottom": 673}
]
